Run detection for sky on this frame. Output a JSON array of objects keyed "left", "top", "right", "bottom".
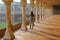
[{"left": 0, "top": 0, "right": 30, "bottom": 4}]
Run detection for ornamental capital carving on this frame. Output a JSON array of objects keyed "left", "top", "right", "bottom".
[
  {"left": 21, "top": 0, "right": 27, "bottom": 6},
  {"left": 36, "top": 0, "right": 40, "bottom": 7},
  {"left": 30, "top": 0, "right": 34, "bottom": 8},
  {"left": 2, "top": 0, "right": 13, "bottom": 5}
]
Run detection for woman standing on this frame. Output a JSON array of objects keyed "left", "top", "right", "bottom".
[{"left": 29, "top": 11, "right": 35, "bottom": 29}]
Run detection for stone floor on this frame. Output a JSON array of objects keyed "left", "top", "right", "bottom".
[{"left": 1, "top": 15, "right": 60, "bottom": 40}]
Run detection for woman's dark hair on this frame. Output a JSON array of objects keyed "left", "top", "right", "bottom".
[{"left": 30, "top": 11, "right": 34, "bottom": 17}]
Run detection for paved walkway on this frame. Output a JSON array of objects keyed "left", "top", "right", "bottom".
[
  {"left": 14, "top": 15, "right": 60, "bottom": 40},
  {"left": 1, "top": 15, "right": 60, "bottom": 40}
]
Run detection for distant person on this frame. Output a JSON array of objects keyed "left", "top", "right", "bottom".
[{"left": 29, "top": 11, "right": 35, "bottom": 29}]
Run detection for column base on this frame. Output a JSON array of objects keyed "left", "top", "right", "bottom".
[
  {"left": 3, "top": 28, "right": 15, "bottom": 40},
  {"left": 21, "top": 24, "right": 27, "bottom": 31}
]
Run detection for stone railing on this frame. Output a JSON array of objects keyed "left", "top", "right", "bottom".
[{"left": 0, "top": 23, "right": 21, "bottom": 37}]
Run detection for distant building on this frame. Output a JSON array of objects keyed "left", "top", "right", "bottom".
[{"left": 0, "top": 2, "right": 39, "bottom": 22}]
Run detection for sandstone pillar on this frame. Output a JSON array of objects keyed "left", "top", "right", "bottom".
[
  {"left": 20, "top": 0, "right": 27, "bottom": 31},
  {"left": 35, "top": 0, "right": 40, "bottom": 23},
  {"left": 2, "top": 0, "right": 15, "bottom": 40},
  {"left": 30, "top": 0, "right": 34, "bottom": 11},
  {"left": 39, "top": 0, "right": 43, "bottom": 21}
]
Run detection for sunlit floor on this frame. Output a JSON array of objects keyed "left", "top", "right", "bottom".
[
  {"left": 14, "top": 15, "right": 60, "bottom": 40},
  {"left": 1, "top": 15, "right": 60, "bottom": 40}
]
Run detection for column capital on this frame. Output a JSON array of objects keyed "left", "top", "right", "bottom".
[
  {"left": 2, "top": 0, "right": 13, "bottom": 5},
  {"left": 36, "top": 0, "right": 40, "bottom": 8},
  {"left": 30, "top": 0, "right": 34, "bottom": 8},
  {"left": 21, "top": 0, "right": 27, "bottom": 6}
]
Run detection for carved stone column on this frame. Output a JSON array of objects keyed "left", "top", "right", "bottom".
[
  {"left": 2, "top": 0, "right": 15, "bottom": 40},
  {"left": 30, "top": 0, "right": 34, "bottom": 11},
  {"left": 21, "top": 0, "right": 27, "bottom": 31},
  {"left": 39, "top": 0, "right": 43, "bottom": 21},
  {"left": 35, "top": 0, "right": 40, "bottom": 23}
]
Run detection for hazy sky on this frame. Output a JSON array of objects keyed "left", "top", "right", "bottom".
[{"left": 0, "top": 0, "right": 30, "bottom": 4}]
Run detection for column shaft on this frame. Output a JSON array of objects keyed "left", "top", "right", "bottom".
[
  {"left": 22, "top": 6, "right": 26, "bottom": 25},
  {"left": 3, "top": 4, "right": 15, "bottom": 40},
  {"left": 36, "top": 7, "right": 39, "bottom": 22},
  {"left": 6, "top": 5, "right": 11, "bottom": 27},
  {"left": 21, "top": 6, "right": 27, "bottom": 31}
]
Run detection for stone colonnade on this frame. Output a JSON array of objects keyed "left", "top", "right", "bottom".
[{"left": 2, "top": 0, "right": 45, "bottom": 40}]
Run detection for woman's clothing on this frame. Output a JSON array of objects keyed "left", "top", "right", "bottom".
[{"left": 29, "top": 11, "right": 35, "bottom": 29}]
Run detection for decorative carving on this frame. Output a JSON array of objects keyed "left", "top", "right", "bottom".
[
  {"left": 36, "top": 0, "right": 40, "bottom": 7},
  {"left": 2, "top": 0, "right": 13, "bottom": 4},
  {"left": 30, "top": 0, "right": 34, "bottom": 8},
  {"left": 21, "top": 0, "right": 27, "bottom": 6}
]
